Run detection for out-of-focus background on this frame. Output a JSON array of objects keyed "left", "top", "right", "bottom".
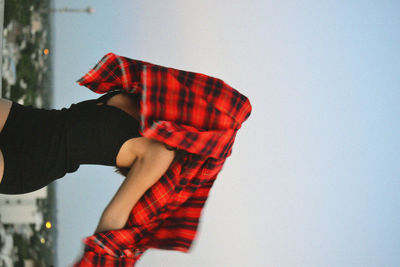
[
  {"left": 1, "top": 0, "right": 55, "bottom": 266},
  {"left": 1, "top": 0, "right": 400, "bottom": 267}
]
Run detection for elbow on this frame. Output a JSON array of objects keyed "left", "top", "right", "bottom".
[{"left": 99, "top": 209, "right": 129, "bottom": 232}]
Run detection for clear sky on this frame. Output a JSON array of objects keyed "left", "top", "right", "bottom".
[{"left": 52, "top": 0, "right": 400, "bottom": 266}]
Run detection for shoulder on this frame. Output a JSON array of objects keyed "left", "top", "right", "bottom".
[
  {"left": 107, "top": 92, "right": 140, "bottom": 106},
  {"left": 106, "top": 92, "right": 141, "bottom": 121}
]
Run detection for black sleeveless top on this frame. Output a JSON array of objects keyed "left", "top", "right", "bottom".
[
  {"left": 3, "top": 90, "right": 142, "bottom": 194},
  {"left": 65, "top": 90, "right": 142, "bottom": 171}
]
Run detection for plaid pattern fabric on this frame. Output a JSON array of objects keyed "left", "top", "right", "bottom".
[{"left": 72, "top": 53, "right": 252, "bottom": 266}]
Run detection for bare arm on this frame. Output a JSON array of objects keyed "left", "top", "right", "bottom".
[{"left": 94, "top": 140, "right": 175, "bottom": 234}]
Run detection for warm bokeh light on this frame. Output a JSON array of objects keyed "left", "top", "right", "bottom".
[
  {"left": 44, "top": 49, "right": 49, "bottom": 55},
  {"left": 46, "top": 221, "right": 52, "bottom": 229},
  {"left": 40, "top": 238, "right": 46, "bottom": 244}
]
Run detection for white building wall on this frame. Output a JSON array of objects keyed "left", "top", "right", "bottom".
[{"left": 0, "top": 187, "right": 47, "bottom": 227}]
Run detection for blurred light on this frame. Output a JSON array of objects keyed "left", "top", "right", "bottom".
[
  {"left": 45, "top": 221, "right": 52, "bottom": 229},
  {"left": 40, "top": 237, "right": 46, "bottom": 244},
  {"left": 87, "top": 6, "right": 96, "bottom": 14},
  {"left": 44, "top": 49, "right": 49, "bottom": 55}
]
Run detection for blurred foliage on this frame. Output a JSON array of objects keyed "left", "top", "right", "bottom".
[
  {"left": 2, "top": 0, "right": 53, "bottom": 108},
  {"left": 4, "top": 0, "right": 30, "bottom": 26},
  {"left": 4, "top": 0, "right": 50, "bottom": 26}
]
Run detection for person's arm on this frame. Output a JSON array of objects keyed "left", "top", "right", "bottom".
[{"left": 94, "top": 140, "right": 175, "bottom": 234}]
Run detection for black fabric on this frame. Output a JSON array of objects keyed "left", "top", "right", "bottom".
[{"left": 0, "top": 90, "right": 141, "bottom": 194}]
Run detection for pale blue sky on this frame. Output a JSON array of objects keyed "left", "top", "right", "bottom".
[{"left": 52, "top": 0, "right": 400, "bottom": 266}]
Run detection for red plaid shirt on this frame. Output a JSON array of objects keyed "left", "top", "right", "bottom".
[{"left": 72, "top": 53, "right": 252, "bottom": 266}]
